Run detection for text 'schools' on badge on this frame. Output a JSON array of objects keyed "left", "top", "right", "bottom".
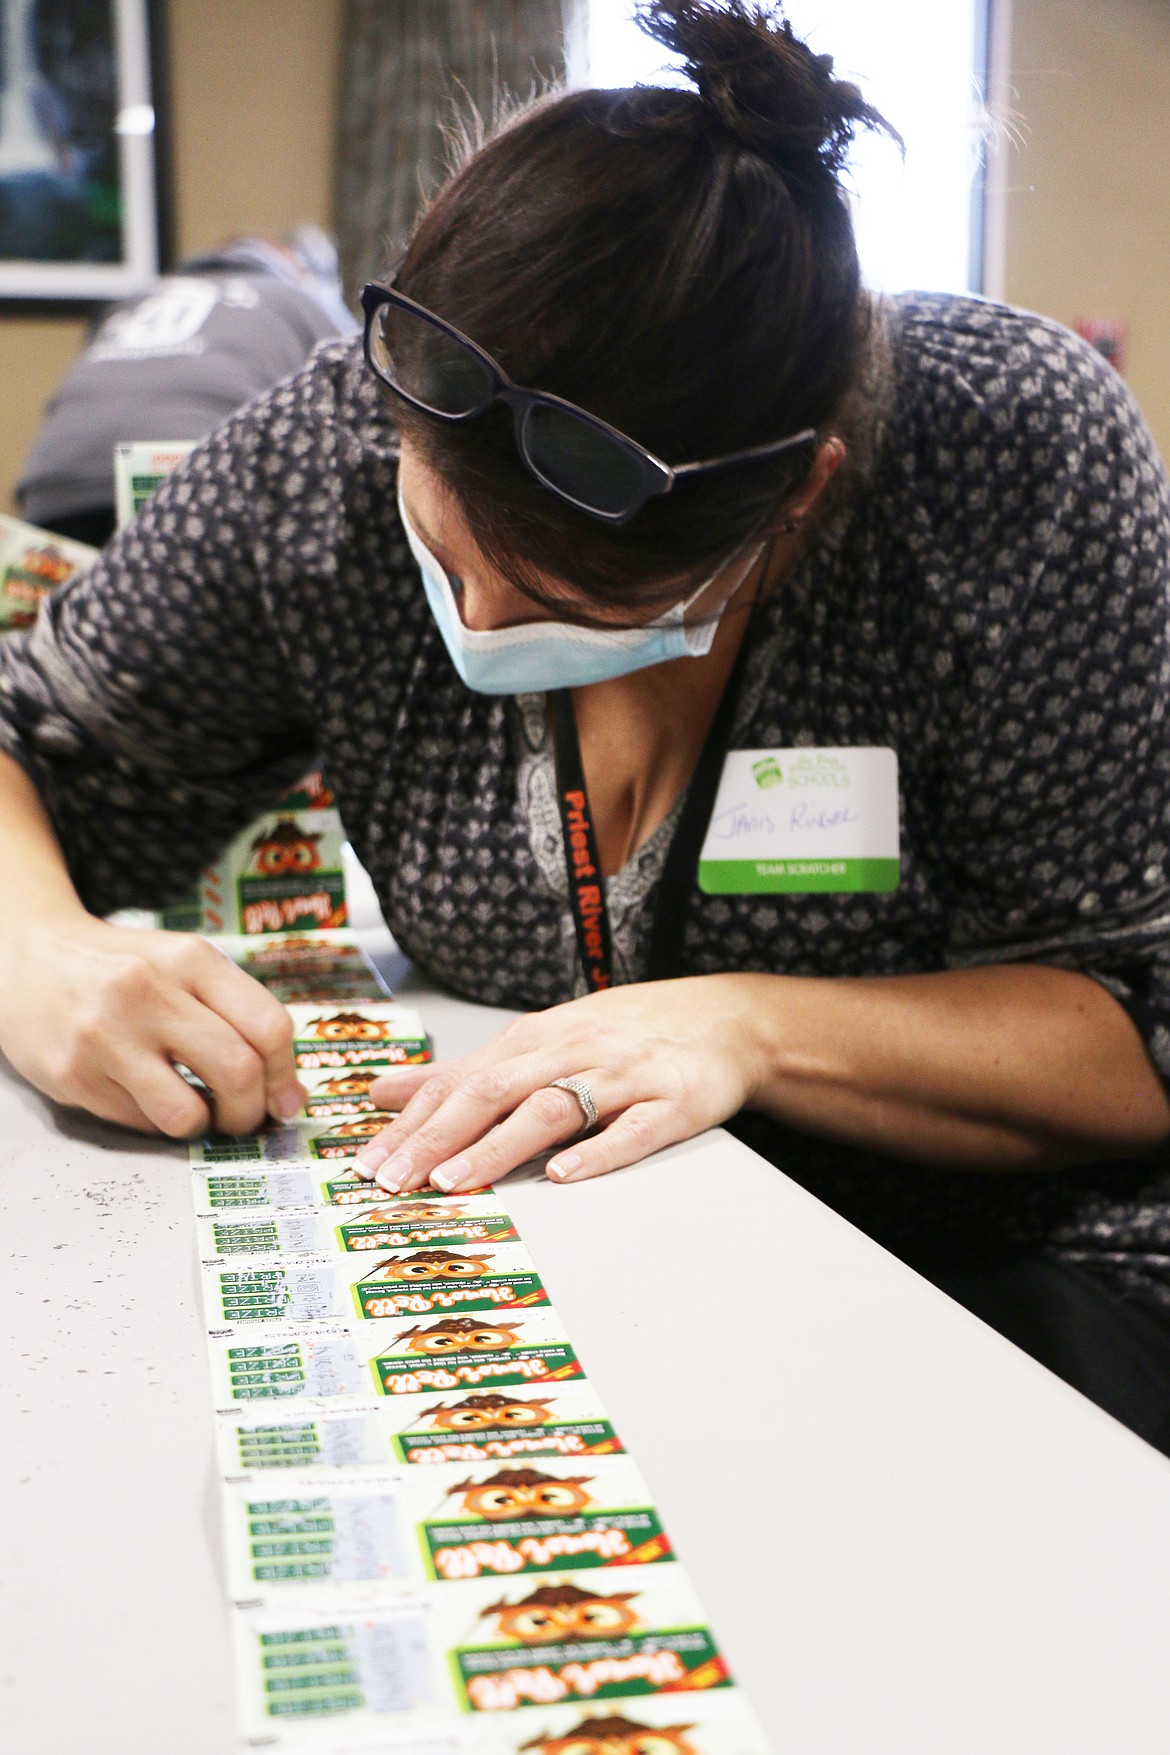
[{"left": 697, "top": 747, "right": 900, "bottom": 895}]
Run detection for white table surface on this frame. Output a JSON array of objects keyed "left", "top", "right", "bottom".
[{"left": 5, "top": 930, "right": 1170, "bottom": 1754}]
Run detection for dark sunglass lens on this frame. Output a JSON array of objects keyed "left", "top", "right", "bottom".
[
  {"left": 524, "top": 404, "right": 646, "bottom": 516},
  {"left": 372, "top": 304, "right": 494, "bottom": 416}
]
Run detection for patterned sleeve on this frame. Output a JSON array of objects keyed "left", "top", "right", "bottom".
[
  {"left": 0, "top": 362, "right": 344, "bottom": 917},
  {"left": 923, "top": 311, "right": 1170, "bottom": 1083}
]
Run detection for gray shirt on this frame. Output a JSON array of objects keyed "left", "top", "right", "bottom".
[{"left": 17, "top": 244, "right": 356, "bottom": 525}]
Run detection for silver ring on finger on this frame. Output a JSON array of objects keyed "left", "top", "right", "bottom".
[{"left": 549, "top": 1075, "right": 599, "bottom": 1132}]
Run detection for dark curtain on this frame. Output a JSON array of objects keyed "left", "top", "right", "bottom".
[{"left": 334, "top": 0, "right": 584, "bottom": 299}]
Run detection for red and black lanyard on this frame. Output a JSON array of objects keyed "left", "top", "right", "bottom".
[{"left": 550, "top": 606, "right": 761, "bottom": 989}]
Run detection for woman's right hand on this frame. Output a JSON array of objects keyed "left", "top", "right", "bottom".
[{"left": 0, "top": 913, "right": 305, "bottom": 1137}]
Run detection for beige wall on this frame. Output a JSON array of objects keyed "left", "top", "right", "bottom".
[
  {"left": 3, "top": 0, "right": 1170, "bottom": 512},
  {"left": 1000, "top": 0, "right": 1170, "bottom": 460},
  {"left": 0, "top": 0, "right": 342, "bottom": 513}
]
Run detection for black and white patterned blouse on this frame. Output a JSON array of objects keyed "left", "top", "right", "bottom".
[{"left": 4, "top": 292, "right": 1170, "bottom": 1306}]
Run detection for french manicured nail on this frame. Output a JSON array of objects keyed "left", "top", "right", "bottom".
[
  {"left": 547, "top": 1152, "right": 582, "bottom": 1182},
  {"left": 355, "top": 1141, "right": 389, "bottom": 1174},
  {"left": 270, "top": 1089, "right": 305, "bottom": 1122},
  {"left": 431, "top": 1156, "right": 472, "bottom": 1192},
  {"left": 375, "top": 1150, "right": 413, "bottom": 1192}
]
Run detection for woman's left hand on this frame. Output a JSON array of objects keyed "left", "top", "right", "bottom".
[{"left": 354, "top": 974, "right": 766, "bottom": 1193}]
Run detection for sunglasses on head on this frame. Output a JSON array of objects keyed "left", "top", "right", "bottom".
[{"left": 360, "top": 279, "right": 818, "bottom": 525}]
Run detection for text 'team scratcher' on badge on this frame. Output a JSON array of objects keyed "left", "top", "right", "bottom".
[{"left": 698, "top": 746, "right": 899, "bottom": 894}]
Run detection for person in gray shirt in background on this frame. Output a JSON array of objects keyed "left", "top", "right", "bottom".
[{"left": 17, "top": 224, "right": 357, "bottom": 548}]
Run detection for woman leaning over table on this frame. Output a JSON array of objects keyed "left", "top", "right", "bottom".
[{"left": 0, "top": 1, "right": 1169, "bottom": 1444}]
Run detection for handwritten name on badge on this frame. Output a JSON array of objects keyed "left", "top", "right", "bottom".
[{"left": 698, "top": 748, "right": 899, "bottom": 895}]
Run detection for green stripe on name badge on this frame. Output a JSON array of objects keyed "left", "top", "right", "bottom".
[{"left": 697, "top": 857, "right": 900, "bottom": 894}]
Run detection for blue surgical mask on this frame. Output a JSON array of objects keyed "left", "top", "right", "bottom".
[{"left": 397, "top": 487, "right": 763, "bottom": 695}]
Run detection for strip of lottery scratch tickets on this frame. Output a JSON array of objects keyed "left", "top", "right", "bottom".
[{"left": 188, "top": 997, "right": 769, "bottom": 1753}]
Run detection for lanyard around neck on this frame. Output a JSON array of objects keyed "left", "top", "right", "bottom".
[{"left": 549, "top": 600, "right": 762, "bottom": 990}]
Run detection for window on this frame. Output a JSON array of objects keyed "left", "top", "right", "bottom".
[{"left": 587, "top": 1, "right": 992, "bottom": 295}]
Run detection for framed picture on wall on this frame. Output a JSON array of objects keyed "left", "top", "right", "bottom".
[{"left": 0, "top": 0, "right": 169, "bottom": 305}]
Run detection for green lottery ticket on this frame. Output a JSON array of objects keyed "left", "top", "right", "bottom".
[
  {"left": 289, "top": 1000, "right": 432, "bottom": 1073},
  {"left": 442, "top": 1563, "right": 732, "bottom": 1712},
  {"left": 350, "top": 1243, "right": 548, "bottom": 1324},
  {"left": 301, "top": 1063, "right": 395, "bottom": 1120},
  {"left": 231, "top": 1590, "right": 756, "bottom": 1741},
  {"left": 190, "top": 806, "right": 347, "bottom": 937},
  {"left": 113, "top": 439, "right": 196, "bottom": 526},
  {"left": 0, "top": 512, "right": 96, "bottom": 633},
  {"left": 190, "top": 1165, "right": 460, "bottom": 1211},
  {"left": 155, "top": 768, "right": 347, "bottom": 936},
  {"left": 200, "top": 1241, "right": 549, "bottom": 1325},
  {"left": 204, "top": 1310, "right": 583, "bottom": 1409},
  {"left": 220, "top": 1458, "right": 665, "bottom": 1598},
  {"left": 216, "top": 1377, "right": 623, "bottom": 1473},
  {"left": 368, "top": 1308, "right": 584, "bottom": 1402},
  {"left": 191, "top": 1109, "right": 401, "bottom": 1167},
  {"left": 195, "top": 1198, "right": 518, "bottom": 1260}
]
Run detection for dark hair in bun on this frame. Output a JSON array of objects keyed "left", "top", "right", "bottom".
[
  {"left": 640, "top": 1, "right": 901, "bottom": 175},
  {"left": 392, "top": 1, "right": 900, "bottom": 612}
]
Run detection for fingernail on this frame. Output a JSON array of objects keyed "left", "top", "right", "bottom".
[
  {"left": 430, "top": 1155, "right": 472, "bottom": 1192},
  {"left": 374, "top": 1149, "right": 412, "bottom": 1192},
  {"left": 270, "top": 1089, "right": 305, "bottom": 1123},
  {"left": 547, "top": 1152, "right": 582, "bottom": 1182},
  {"left": 356, "top": 1142, "right": 389, "bottom": 1172}
]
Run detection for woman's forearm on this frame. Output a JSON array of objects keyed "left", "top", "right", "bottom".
[{"left": 739, "top": 964, "right": 1170, "bottom": 1169}]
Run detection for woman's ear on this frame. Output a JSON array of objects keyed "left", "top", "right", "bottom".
[{"left": 773, "top": 437, "right": 846, "bottom": 533}]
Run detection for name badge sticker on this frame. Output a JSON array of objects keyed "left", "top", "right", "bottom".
[{"left": 698, "top": 747, "right": 899, "bottom": 894}]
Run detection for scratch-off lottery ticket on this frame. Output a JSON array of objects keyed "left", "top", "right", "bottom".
[
  {"left": 192, "top": 1111, "right": 402, "bottom": 1167},
  {"left": 216, "top": 1378, "right": 623, "bottom": 1473},
  {"left": 231, "top": 1587, "right": 766, "bottom": 1747},
  {"left": 290, "top": 1001, "right": 431, "bottom": 1073},
  {"left": 191, "top": 1165, "right": 454, "bottom": 1211},
  {"left": 201, "top": 1241, "right": 550, "bottom": 1326},
  {"left": 205, "top": 1310, "right": 585, "bottom": 1411},
  {"left": 220, "top": 1457, "right": 666, "bottom": 1598},
  {"left": 0, "top": 512, "right": 95, "bottom": 633},
  {"left": 195, "top": 1194, "right": 518, "bottom": 1260}
]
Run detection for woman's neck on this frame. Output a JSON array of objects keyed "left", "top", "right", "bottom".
[{"left": 563, "top": 543, "right": 785, "bottom": 877}]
